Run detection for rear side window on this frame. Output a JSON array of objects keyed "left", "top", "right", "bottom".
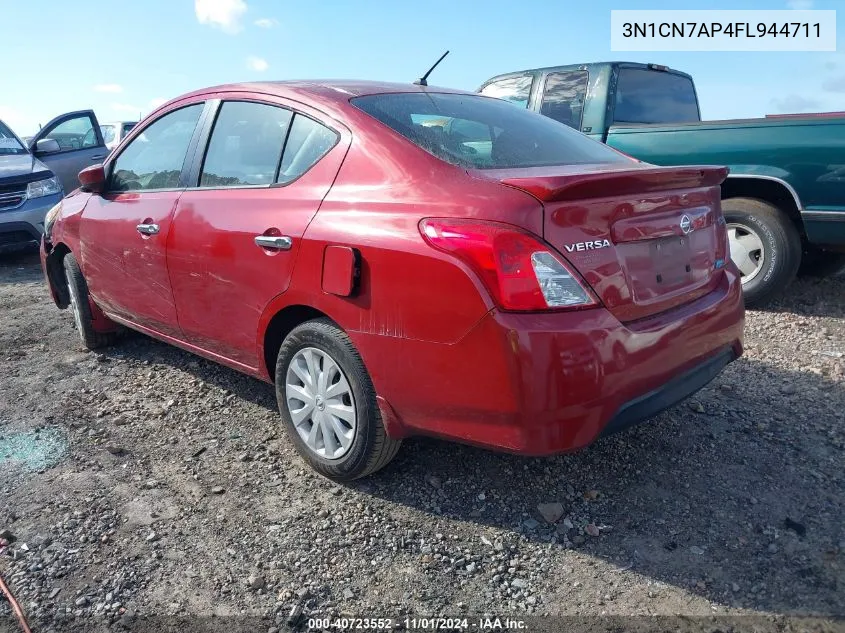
[
  {"left": 111, "top": 104, "right": 203, "bottom": 192},
  {"left": 201, "top": 101, "right": 292, "bottom": 187},
  {"left": 540, "top": 71, "right": 589, "bottom": 130},
  {"left": 276, "top": 115, "right": 338, "bottom": 185},
  {"left": 352, "top": 92, "right": 629, "bottom": 170},
  {"left": 479, "top": 75, "right": 534, "bottom": 108},
  {"left": 613, "top": 68, "right": 699, "bottom": 124}
]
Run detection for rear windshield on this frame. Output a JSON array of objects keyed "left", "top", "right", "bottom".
[
  {"left": 0, "top": 121, "right": 27, "bottom": 156},
  {"left": 613, "top": 69, "right": 700, "bottom": 124},
  {"left": 351, "top": 92, "right": 629, "bottom": 170}
]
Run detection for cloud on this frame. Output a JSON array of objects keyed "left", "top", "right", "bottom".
[
  {"left": 786, "top": 0, "right": 813, "bottom": 8},
  {"left": 822, "top": 75, "right": 845, "bottom": 92},
  {"left": 94, "top": 83, "right": 123, "bottom": 94},
  {"left": 254, "top": 17, "right": 277, "bottom": 28},
  {"left": 770, "top": 94, "right": 822, "bottom": 112},
  {"left": 149, "top": 97, "right": 168, "bottom": 110},
  {"left": 110, "top": 103, "right": 144, "bottom": 116},
  {"left": 246, "top": 56, "right": 269, "bottom": 72},
  {"left": 195, "top": 0, "right": 247, "bottom": 34}
]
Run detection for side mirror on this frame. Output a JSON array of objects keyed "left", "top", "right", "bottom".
[
  {"left": 34, "top": 138, "right": 61, "bottom": 155},
  {"left": 78, "top": 164, "right": 106, "bottom": 194}
]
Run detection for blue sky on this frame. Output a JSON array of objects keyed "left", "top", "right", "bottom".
[{"left": 0, "top": 0, "right": 841, "bottom": 136}]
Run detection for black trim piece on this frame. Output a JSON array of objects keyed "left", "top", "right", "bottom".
[
  {"left": 802, "top": 211, "right": 845, "bottom": 222},
  {"left": 601, "top": 348, "right": 735, "bottom": 437},
  {"left": 182, "top": 99, "right": 219, "bottom": 189}
]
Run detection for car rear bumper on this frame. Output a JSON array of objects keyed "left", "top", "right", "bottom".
[{"left": 361, "top": 267, "right": 744, "bottom": 455}]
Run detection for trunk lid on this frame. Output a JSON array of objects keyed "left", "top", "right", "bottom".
[{"left": 473, "top": 163, "right": 729, "bottom": 322}]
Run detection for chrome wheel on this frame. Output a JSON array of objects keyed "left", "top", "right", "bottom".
[
  {"left": 65, "top": 266, "right": 84, "bottom": 335},
  {"left": 727, "top": 222, "right": 765, "bottom": 283},
  {"left": 285, "top": 347, "right": 356, "bottom": 460}
]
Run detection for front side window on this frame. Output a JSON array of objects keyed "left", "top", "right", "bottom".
[
  {"left": 45, "top": 114, "right": 98, "bottom": 152},
  {"left": 479, "top": 75, "right": 534, "bottom": 108},
  {"left": 540, "top": 71, "right": 589, "bottom": 130},
  {"left": 0, "top": 121, "right": 26, "bottom": 156},
  {"left": 613, "top": 68, "right": 699, "bottom": 124},
  {"left": 111, "top": 104, "right": 203, "bottom": 192},
  {"left": 201, "top": 101, "right": 292, "bottom": 187},
  {"left": 352, "top": 92, "right": 629, "bottom": 170},
  {"left": 277, "top": 115, "right": 338, "bottom": 185}
]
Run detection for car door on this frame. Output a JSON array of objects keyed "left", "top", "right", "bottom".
[
  {"left": 29, "top": 110, "right": 108, "bottom": 193},
  {"left": 167, "top": 97, "right": 349, "bottom": 368},
  {"left": 79, "top": 102, "right": 207, "bottom": 338}
]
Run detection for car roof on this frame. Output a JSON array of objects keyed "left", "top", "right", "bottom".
[{"left": 173, "top": 80, "right": 471, "bottom": 110}]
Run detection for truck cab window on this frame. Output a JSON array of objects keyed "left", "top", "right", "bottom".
[
  {"left": 479, "top": 75, "right": 534, "bottom": 108},
  {"left": 613, "top": 68, "right": 699, "bottom": 124},
  {"left": 540, "top": 71, "right": 589, "bottom": 129}
]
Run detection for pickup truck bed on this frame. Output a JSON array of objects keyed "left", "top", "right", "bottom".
[{"left": 478, "top": 61, "right": 845, "bottom": 305}]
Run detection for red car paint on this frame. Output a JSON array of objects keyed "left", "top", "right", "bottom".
[{"left": 41, "top": 81, "right": 744, "bottom": 457}]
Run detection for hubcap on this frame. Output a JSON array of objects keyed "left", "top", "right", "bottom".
[
  {"left": 64, "top": 268, "right": 84, "bottom": 335},
  {"left": 285, "top": 347, "right": 356, "bottom": 460},
  {"left": 727, "top": 222, "right": 765, "bottom": 283}
]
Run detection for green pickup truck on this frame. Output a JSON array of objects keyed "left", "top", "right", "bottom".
[{"left": 478, "top": 62, "right": 845, "bottom": 306}]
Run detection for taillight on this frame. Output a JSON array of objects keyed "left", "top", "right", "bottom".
[{"left": 419, "top": 218, "right": 598, "bottom": 311}]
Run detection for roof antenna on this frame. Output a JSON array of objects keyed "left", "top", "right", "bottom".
[{"left": 414, "top": 50, "right": 449, "bottom": 87}]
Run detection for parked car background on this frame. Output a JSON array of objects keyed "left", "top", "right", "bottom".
[
  {"left": 0, "top": 118, "right": 64, "bottom": 253},
  {"left": 478, "top": 62, "right": 845, "bottom": 306},
  {"left": 25, "top": 109, "right": 109, "bottom": 194},
  {"left": 100, "top": 120, "right": 137, "bottom": 151}
]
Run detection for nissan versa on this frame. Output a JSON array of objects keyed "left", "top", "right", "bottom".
[{"left": 40, "top": 81, "right": 745, "bottom": 480}]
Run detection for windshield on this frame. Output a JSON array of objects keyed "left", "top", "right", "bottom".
[
  {"left": 351, "top": 92, "right": 629, "bottom": 170},
  {"left": 0, "top": 120, "right": 28, "bottom": 156},
  {"left": 613, "top": 69, "right": 700, "bottom": 124}
]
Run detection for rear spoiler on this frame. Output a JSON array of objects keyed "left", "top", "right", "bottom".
[{"left": 499, "top": 166, "right": 728, "bottom": 203}]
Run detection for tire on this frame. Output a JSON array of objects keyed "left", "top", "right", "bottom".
[
  {"left": 275, "top": 318, "right": 401, "bottom": 481},
  {"left": 63, "top": 253, "right": 116, "bottom": 350},
  {"left": 722, "top": 197, "right": 802, "bottom": 308},
  {"left": 798, "top": 247, "right": 845, "bottom": 277}
]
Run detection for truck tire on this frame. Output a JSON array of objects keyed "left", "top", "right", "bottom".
[
  {"left": 275, "top": 318, "right": 402, "bottom": 481},
  {"left": 63, "top": 253, "right": 117, "bottom": 350},
  {"left": 722, "top": 197, "right": 801, "bottom": 308},
  {"left": 798, "top": 246, "right": 845, "bottom": 277}
]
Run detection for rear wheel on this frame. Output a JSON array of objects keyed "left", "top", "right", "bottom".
[
  {"left": 63, "top": 253, "right": 116, "bottom": 350},
  {"left": 275, "top": 318, "right": 401, "bottom": 481},
  {"left": 722, "top": 197, "right": 801, "bottom": 307}
]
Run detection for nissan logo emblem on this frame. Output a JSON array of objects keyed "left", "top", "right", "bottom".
[{"left": 680, "top": 215, "right": 693, "bottom": 234}]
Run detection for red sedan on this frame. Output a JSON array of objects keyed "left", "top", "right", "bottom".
[{"left": 40, "top": 81, "right": 744, "bottom": 480}]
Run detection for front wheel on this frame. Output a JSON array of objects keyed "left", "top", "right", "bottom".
[
  {"left": 275, "top": 318, "right": 401, "bottom": 481},
  {"left": 722, "top": 197, "right": 802, "bottom": 308},
  {"left": 63, "top": 253, "right": 117, "bottom": 349}
]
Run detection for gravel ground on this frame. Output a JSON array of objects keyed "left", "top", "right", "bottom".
[{"left": 0, "top": 250, "right": 843, "bottom": 633}]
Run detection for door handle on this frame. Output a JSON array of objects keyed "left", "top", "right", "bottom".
[
  {"left": 90, "top": 154, "right": 106, "bottom": 160},
  {"left": 255, "top": 235, "right": 293, "bottom": 250},
  {"left": 136, "top": 223, "right": 160, "bottom": 236}
]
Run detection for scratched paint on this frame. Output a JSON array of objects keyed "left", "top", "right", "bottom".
[{"left": 0, "top": 427, "right": 67, "bottom": 471}]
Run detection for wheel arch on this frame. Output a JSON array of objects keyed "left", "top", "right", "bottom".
[
  {"left": 721, "top": 175, "right": 805, "bottom": 238},
  {"left": 261, "top": 304, "right": 332, "bottom": 381},
  {"left": 45, "top": 242, "right": 72, "bottom": 308}
]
